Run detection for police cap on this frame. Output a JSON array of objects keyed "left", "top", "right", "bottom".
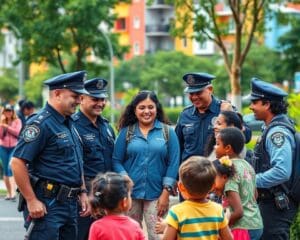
[
  {"left": 84, "top": 78, "right": 108, "bottom": 99},
  {"left": 183, "top": 72, "right": 215, "bottom": 93},
  {"left": 44, "top": 70, "right": 87, "bottom": 94},
  {"left": 250, "top": 77, "right": 287, "bottom": 101}
]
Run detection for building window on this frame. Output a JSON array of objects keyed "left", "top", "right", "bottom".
[
  {"left": 199, "top": 41, "right": 207, "bottom": 49},
  {"left": 115, "top": 18, "right": 126, "bottom": 30},
  {"left": 182, "top": 37, "right": 187, "bottom": 48},
  {"left": 133, "top": 17, "right": 140, "bottom": 29},
  {"left": 228, "top": 17, "right": 235, "bottom": 33},
  {"left": 133, "top": 42, "right": 140, "bottom": 55}
]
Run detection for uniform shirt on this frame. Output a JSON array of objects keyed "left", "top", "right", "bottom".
[
  {"left": 224, "top": 158, "right": 263, "bottom": 230},
  {"left": 13, "top": 103, "right": 83, "bottom": 187},
  {"left": 175, "top": 96, "right": 221, "bottom": 162},
  {"left": 112, "top": 120, "right": 179, "bottom": 200},
  {"left": 72, "top": 111, "right": 115, "bottom": 178},
  {"left": 166, "top": 200, "right": 228, "bottom": 240},
  {"left": 256, "top": 114, "right": 295, "bottom": 188}
]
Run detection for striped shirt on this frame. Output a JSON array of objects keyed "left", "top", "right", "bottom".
[{"left": 166, "top": 200, "right": 228, "bottom": 239}]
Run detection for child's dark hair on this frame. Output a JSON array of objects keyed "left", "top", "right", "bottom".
[
  {"left": 90, "top": 172, "right": 132, "bottom": 215},
  {"left": 218, "top": 127, "right": 245, "bottom": 155},
  {"left": 213, "top": 157, "right": 236, "bottom": 178},
  {"left": 180, "top": 156, "right": 216, "bottom": 196}
]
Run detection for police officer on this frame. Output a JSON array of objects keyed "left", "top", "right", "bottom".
[
  {"left": 72, "top": 78, "right": 115, "bottom": 240},
  {"left": 11, "top": 71, "right": 89, "bottom": 240},
  {"left": 249, "top": 78, "right": 298, "bottom": 239},
  {"left": 175, "top": 72, "right": 251, "bottom": 163}
]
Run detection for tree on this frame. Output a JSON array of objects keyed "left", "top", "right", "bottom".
[
  {"left": 167, "top": 0, "right": 281, "bottom": 110},
  {"left": 115, "top": 51, "right": 219, "bottom": 105},
  {"left": 278, "top": 16, "right": 300, "bottom": 82},
  {"left": 0, "top": 0, "right": 129, "bottom": 73},
  {"left": 0, "top": 68, "right": 18, "bottom": 101}
]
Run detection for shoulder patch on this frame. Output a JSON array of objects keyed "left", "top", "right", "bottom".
[
  {"left": 23, "top": 125, "right": 40, "bottom": 142},
  {"left": 271, "top": 132, "right": 285, "bottom": 148}
]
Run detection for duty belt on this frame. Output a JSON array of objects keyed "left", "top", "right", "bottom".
[
  {"left": 39, "top": 180, "right": 81, "bottom": 199},
  {"left": 257, "top": 188, "right": 273, "bottom": 201}
]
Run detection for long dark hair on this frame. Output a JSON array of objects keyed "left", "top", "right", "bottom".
[
  {"left": 117, "top": 90, "right": 169, "bottom": 131},
  {"left": 204, "top": 111, "right": 243, "bottom": 157}
]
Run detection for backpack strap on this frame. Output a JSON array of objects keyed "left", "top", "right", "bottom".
[
  {"left": 162, "top": 124, "right": 169, "bottom": 143},
  {"left": 126, "top": 124, "right": 136, "bottom": 145}
]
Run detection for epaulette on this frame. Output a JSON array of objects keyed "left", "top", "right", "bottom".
[
  {"left": 183, "top": 104, "right": 194, "bottom": 111},
  {"left": 71, "top": 113, "right": 80, "bottom": 121},
  {"left": 30, "top": 110, "right": 51, "bottom": 125}
]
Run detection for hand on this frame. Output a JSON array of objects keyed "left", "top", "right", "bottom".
[
  {"left": 156, "top": 190, "right": 169, "bottom": 217},
  {"left": 155, "top": 217, "right": 167, "bottom": 234},
  {"left": 27, "top": 198, "right": 47, "bottom": 219},
  {"left": 79, "top": 193, "right": 90, "bottom": 217}
]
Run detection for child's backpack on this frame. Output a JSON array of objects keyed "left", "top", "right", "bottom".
[{"left": 263, "top": 121, "right": 300, "bottom": 203}]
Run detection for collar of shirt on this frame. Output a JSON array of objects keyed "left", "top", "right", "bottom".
[
  {"left": 192, "top": 96, "right": 220, "bottom": 115},
  {"left": 45, "top": 102, "right": 65, "bottom": 124},
  {"left": 76, "top": 110, "right": 103, "bottom": 127}
]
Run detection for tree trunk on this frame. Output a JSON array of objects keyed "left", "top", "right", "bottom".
[{"left": 230, "top": 69, "right": 242, "bottom": 111}]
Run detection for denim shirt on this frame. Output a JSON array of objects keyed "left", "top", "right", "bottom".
[
  {"left": 72, "top": 111, "right": 115, "bottom": 178},
  {"left": 175, "top": 96, "right": 221, "bottom": 162},
  {"left": 13, "top": 103, "right": 83, "bottom": 187},
  {"left": 112, "top": 120, "right": 179, "bottom": 200}
]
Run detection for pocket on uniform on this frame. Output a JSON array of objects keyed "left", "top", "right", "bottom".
[
  {"left": 56, "top": 139, "right": 75, "bottom": 156},
  {"left": 183, "top": 127, "right": 196, "bottom": 147}
]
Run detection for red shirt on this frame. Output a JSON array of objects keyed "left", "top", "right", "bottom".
[{"left": 89, "top": 215, "right": 145, "bottom": 240}]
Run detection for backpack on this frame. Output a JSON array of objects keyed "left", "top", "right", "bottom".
[
  {"left": 125, "top": 123, "right": 170, "bottom": 154},
  {"left": 263, "top": 121, "right": 300, "bottom": 203}
]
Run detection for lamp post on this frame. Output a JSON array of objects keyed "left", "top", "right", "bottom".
[
  {"left": 7, "top": 24, "right": 24, "bottom": 100},
  {"left": 98, "top": 27, "right": 115, "bottom": 124}
]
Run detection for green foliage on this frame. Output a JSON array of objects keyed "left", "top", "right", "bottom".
[
  {"left": 165, "top": 107, "right": 183, "bottom": 124},
  {"left": 0, "top": 68, "right": 18, "bottom": 102},
  {"left": 115, "top": 51, "right": 220, "bottom": 102},
  {"left": 288, "top": 93, "right": 300, "bottom": 131},
  {"left": 0, "top": 0, "right": 129, "bottom": 73},
  {"left": 279, "top": 16, "right": 300, "bottom": 81},
  {"left": 291, "top": 208, "right": 300, "bottom": 240}
]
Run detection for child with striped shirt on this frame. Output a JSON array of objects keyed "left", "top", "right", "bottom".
[{"left": 162, "top": 156, "right": 232, "bottom": 240}]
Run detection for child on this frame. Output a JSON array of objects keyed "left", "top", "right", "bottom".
[
  {"left": 214, "top": 127, "right": 263, "bottom": 240},
  {"left": 88, "top": 172, "right": 145, "bottom": 240},
  {"left": 162, "top": 156, "right": 233, "bottom": 240}
]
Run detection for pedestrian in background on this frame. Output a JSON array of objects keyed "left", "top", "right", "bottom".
[
  {"left": 112, "top": 90, "right": 179, "bottom": 240},
  {"left": 0, "top": 103, "right": 22, "bottom": 200},
  {"left": 249, "top": 78, "right": 298, "bottom": 239},
  {"left": 19, "top": 100, "right": 36, "bottom": 127},
  {"left": 11, "top": 71, "right": 89, "bottom": 240},
  {"left": 88, "top": 172, "right": 145, "bottom": 240},
  {"left": 72, "top": 78, "right": 115, "bottom": 240}
]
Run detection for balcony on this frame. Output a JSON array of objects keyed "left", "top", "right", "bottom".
[
  {"left": 147, "top": 0, "right": 173, "bottom": 10},
  {"left": 146, "top": 24, "right": 170, "bottom": 36}
]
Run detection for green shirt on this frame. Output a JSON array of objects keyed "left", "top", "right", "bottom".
[{"left": 224, "top": 158, "right": 263, "bottom": 230}]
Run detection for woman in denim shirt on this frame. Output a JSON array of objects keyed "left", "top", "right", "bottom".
[{"left": 112, "top": 91, "right": 180, "bottom": 240}]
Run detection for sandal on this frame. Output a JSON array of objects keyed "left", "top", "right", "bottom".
[{"left": 4, "top": 196, "right": 11, "bottom": 200}]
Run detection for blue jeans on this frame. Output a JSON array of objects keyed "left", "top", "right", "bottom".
[{"left": 0, "top": 146, "right": 14, "bottom": 176}]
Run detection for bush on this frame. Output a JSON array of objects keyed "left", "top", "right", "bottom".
[{"left": 165, "top": 107, "right": 183, "bottom": 125}]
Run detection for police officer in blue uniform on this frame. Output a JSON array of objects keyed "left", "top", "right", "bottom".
[
  {"left": 250, "top": 78, "right": 298, "bottom": 239},
  {"left": 11, "top": 71, "right": 89, "bottom": 240},
  {"left": 175, "top": 72, "right": 251, "bottom": 163},
  {"left": 72, "top": 78, "right": 115, "bottom": 240}
]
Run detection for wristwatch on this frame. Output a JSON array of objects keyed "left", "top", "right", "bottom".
[{"left": 163, "top": 185, "right": 173, "bottom": 194}]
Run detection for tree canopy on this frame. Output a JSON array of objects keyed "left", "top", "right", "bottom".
[
  {"left": 0, "top": 0, "right": 129, "bottom": 73},
  {"left": 166, "top": 0, "right": 283, "bottom": 110}
]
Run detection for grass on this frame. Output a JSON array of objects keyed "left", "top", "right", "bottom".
[{"left": 0, "top": 189, "right": 7, "bottom": 197}]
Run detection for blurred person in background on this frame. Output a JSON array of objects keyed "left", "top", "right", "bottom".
[
  {"left": 17, "top": 100, "right": 36, "bottom": 127},
  {"left": 0, "top": 103, "right": 22, "bottom": 200}
]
